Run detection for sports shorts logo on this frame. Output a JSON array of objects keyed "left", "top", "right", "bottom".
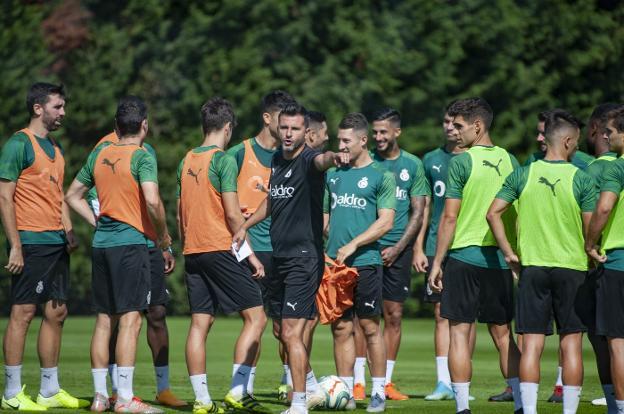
[
  {"left": 538, "top": 176, "right": 561, "bottom": 196},
  {"left": 36, "top": 281, "right": 44, "bottom": 294},
  {"left": 434, "top": 180, "right": 446, "bottom": 197},
  {"left": 357, "top": 176, "right": 369, "bottom": 189},
  {"left": 482, "top": 159, "right": 502, "bottom": 176},
  {"left": 399, "top": 169, "right": 410, "bottom": 181},
  {"left": 286, "top": 302, "right": 297, "bottom": 311},
  {"left": 331, "top": 192, "right": 367, "bottom": 209},
  {"left": 364, "top": 300, "right": 376, "bottom": 309},
  {"left": 270, "top": 184, "right": 295, "bottom": 199},
  {"left": 187, "top": 167, "right": 202, "bottom": 184},
  {"left": 147, "top": 291, "right": 151, "bottom": 305},
  {"left": 102, "top": 158, "right": 122, "bottom": 173}
]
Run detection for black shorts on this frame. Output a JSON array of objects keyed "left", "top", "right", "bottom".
[
  {"left": 423, "top": 255, "right": 443, "bottom": 303},
  {"left": 516, "top": 266, "right": 587, "bottom": 335},
  {"left": 148, "top": 247, "right": 170, "bottom": 307},
  {"left": 92, "top": 245, "right": 150, "bottom": 314},
  {"left": 575, "top": 268, "right": 600, "bottom": 335},
  {"left": 440, "top": 257, "right": 514, "bottom": 324},
  {"left": 342, "top": 265, "right": 383, "bottom": 319},
  {"left": 596, "top": 267, "right": 624, "bottom": 338},
  {"left": 11, "top": 244, "right": 69, "bottom": 305},
  {"left": 185, "top": 251, "right": 263, "bottom": 315},
  {"left": 269, "top": 256, "right": 323, "bottom": 320},
  {"left": 381, "top": 245, "right": 413, "bottom": 303},
  {"left": 254, "top": 251, "right": 276, "bottom": 306}
]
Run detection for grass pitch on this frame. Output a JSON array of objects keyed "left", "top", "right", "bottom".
[{"left": 0, "top": 317, "right": 605, "bottom": 413}]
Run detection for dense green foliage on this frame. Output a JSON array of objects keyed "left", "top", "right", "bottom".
[
  {"left": 1, "top": 0, "right": 623, "bottom": 314},
  {"left": 0, "top": 317, "right": 606, "bottom": 413}
]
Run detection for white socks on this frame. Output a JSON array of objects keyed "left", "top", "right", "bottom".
[
  {"left": 306, "top": 370, "right": 319, "bottom": 393},
  {"left": 385, "top": 360, "right": 395, "bottom": 385},
  {"left": 371, "top": 377, "right": 386, "bottom": 400},
  {"left": 354, "top": 357, "right": 366, "bottom": 385},
  {"left": 341, "top": 376, "right": 354, "bottom": 396},
  {"left": 39, "top": 367, "right": 60, "bottom": 398},
  {"left": 520, "top": 382, "right": 538, "bottom": 414},
  {"left": 451, "top": 382, "right": 470, "bottom": 412},
  {"left": 92, "top": 368, "right": 108, "bottom": 398},
  {"left": 563, "top": 385, "right": 581, "bottom": 414},
  {"left": 117, "top": 366, "right": 135, "bottom": 401},
  {"left": 154, "top": 365, "right": 169, "bottom": 393},
  {"left": 108, "top": 364, "right": 118, "bottom": 394},
  {"left": 190, "top": 374, "right": 212, "bottom": 404},
  {"left": 436, "top": 356, "right": 451, "bottom": 387},
  {"left": 507, "top": 377, "right": 522, "bottom": 411},
  {"left": 616, "top": 399, "right": 624, "bottom": 413},
  {"left": 247, "top": 367, "right": 256, "bottom": 395},
  {"left": 231, "top": 364, "right": 252, "bottom": 398},
  {"left": 556, "top": 366, "right": 563, "bottom": 387},
  {"left": 282, "top": 364, "right": 293, "bottom": 386},
  {"left": 4, "top": 365, "right": 22, "bottom": 399},
  {"left": 291, "top": 391, "right": 307, "bottom": 412}
]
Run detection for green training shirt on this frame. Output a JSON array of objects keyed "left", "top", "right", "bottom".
[
  {"left": 598, "top": 157, "right": 624, "bottom": 270},
  {"left": 372, "top": 149, "right": 429, "bottom": 246},
  {"left": 324, "top": 162, "right": 396, "bottom": 266},
  {"left": 524, "top": 150, "right": 594, "bottom": 170},
  {"left": 446, "top": 145, "right": 520, "bottom": 269},
  {"left": 586, "top": 152, "right": 617, "bottom": 190},
  {"left": 76, "top": 142, "right": 158, "bottom": 248},
  {"left": 422, "top": 147, "right": 459, "bottom": 256},
  {"left": 0, "top": 131, "right": 66, "bottom": 245},
  {"left": 496, "top": 160, "right": 595, "bottom": 270},
  {"left": 227, "top": 137, "right": 275, "bottom": 252}
]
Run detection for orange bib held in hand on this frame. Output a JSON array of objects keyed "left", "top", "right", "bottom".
[
  {"left": 236, "top": 139, "right": 270, "bottom": 214},
  {"left": 93, "top": 144, "right": 157, "bottom": 241},
  {"left": 316, "top": 255, "right": 359, "bottom": 324},
  {"left": 180, "top": 148, "right": 233, "bottom": 254},
  {"left": 14, "top": 128, "right": 65, "bottom": 232}
]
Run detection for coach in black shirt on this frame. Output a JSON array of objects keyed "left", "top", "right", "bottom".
[{"left": 234, "top": 103, "right": 348, "bottom": 413}]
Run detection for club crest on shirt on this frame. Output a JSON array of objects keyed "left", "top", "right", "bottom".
[
  {"left": 357, "top": 177, "right": 368, "bottom": 189},
  {"left": 399, "top": 169, "right": 410, "bottom": 181},
  {"left": 36, "top": 281, "right": 44, "bottom": 294}
]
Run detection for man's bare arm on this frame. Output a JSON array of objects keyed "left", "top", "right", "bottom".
[
  {"left": 65, "top": 179, "right": 96, "bottom": 227},
  {"left": 0, "top": 180, "right": 23, "bottom": 274}
]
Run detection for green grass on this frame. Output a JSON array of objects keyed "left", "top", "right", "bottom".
[{"left": 0, "top": 317, "right": 605, "bottom": 413}]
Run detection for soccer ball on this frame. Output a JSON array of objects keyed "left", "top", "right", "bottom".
[{"left": 318, "top": 375, "right": 350, "bottom": 410}]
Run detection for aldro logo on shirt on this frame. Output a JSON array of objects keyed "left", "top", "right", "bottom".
[
  {"left": 539, "top": 176, "right": 561, "bottom": 196},
  {"left": 395, "top": 186, "right": 408, "bottom": 201},
  {"left": 331, "top": 192, "right": 367, "bottom": 210},
  {"left": 270, "top": 184, "right": 295, "bottom": 199}
]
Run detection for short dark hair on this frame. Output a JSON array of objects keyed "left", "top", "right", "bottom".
[
  {"left": 444, "top": 100, "right": 457, "bottom": 115},
  {"left": 115, "top": 96, "right": 148, "bottom": 136},
  {"left": 200, "top": 97, "right": 236, "bottom": 135},
  {"left": 26, "top": 82, "right": 65, "bottom": 116},
  {"left": 447, "top": 97, "right": 493, "bottom": 129},
  {"left": 539, "top": 108, "right": 585, "bottom": 129},
  {"left": 544, "top": 109, "right": 582, "bottom": 141},
  {"left": 372, "top": 107, "right": 401, "bottom": 127},
  {"left": 606, "top": 105, "right": 624, "bottom": 133},
  {"left": 308, "top": 110, "right": 326, "bottom": 125},
  {"left": 261, "top": 90, "right": 296, "bottom": 114},
  {"left": 278, "top": 102, "right": 309, "bottom": 128},
  {"left": 590, "top": 102, "right": 620, "bottom": 126},
  {"left": 339, "top": 112, "right": 368, "bottom": 134}
]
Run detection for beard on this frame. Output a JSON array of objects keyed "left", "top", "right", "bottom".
[{"left": 42, "top": 111, "right": 62, "bottom": 131}]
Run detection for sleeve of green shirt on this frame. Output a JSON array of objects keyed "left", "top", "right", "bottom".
[
  {"left": 410, "top": 159, "right": 431, "bottom": 197},
  {"left": 523, "top": 152, "right": 537, "bottom": 166},
  {"left": 211, "top": 152, "right": 238, "bottom": 193},
  {"left": 585, "top": 161, "right": 602, "bottom": 185},
  {"left": 600, "top": 161, "right": 624, "bottom": 195},
  {"left": 496, "top": 167, "right": 528, "bottom": 203},
  {"left": 134, "top": 150, "right": 158, "bottom": 184},
  {"left": 446, "top": 152, "right": 472, "bottom": 199},
  {"left": 377, "top": 171, "right": 397, "bottom": 210},
  {"left": 176, "top": 158, "right": 184, "bottom": 198},
  {"left": 143, "top": 143, "right": 158, "bottom": 169},
  {"left": 226, "top": 142, "right": 246, "bottom": 171},
  {"left": 323, "top": 184, "right": 330, "bottom": 214},
  {"left": 509, "top": 153, "right": 521, "bottom": 169},
  {"left": 75, "top": 148, "right": 100, "bottom": 188},
  {"left": 573, "top": 170, "right": 597, "bottom": 212},
  {"left": 0, "top": 133, "right": 28, "bottom": 182}
]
